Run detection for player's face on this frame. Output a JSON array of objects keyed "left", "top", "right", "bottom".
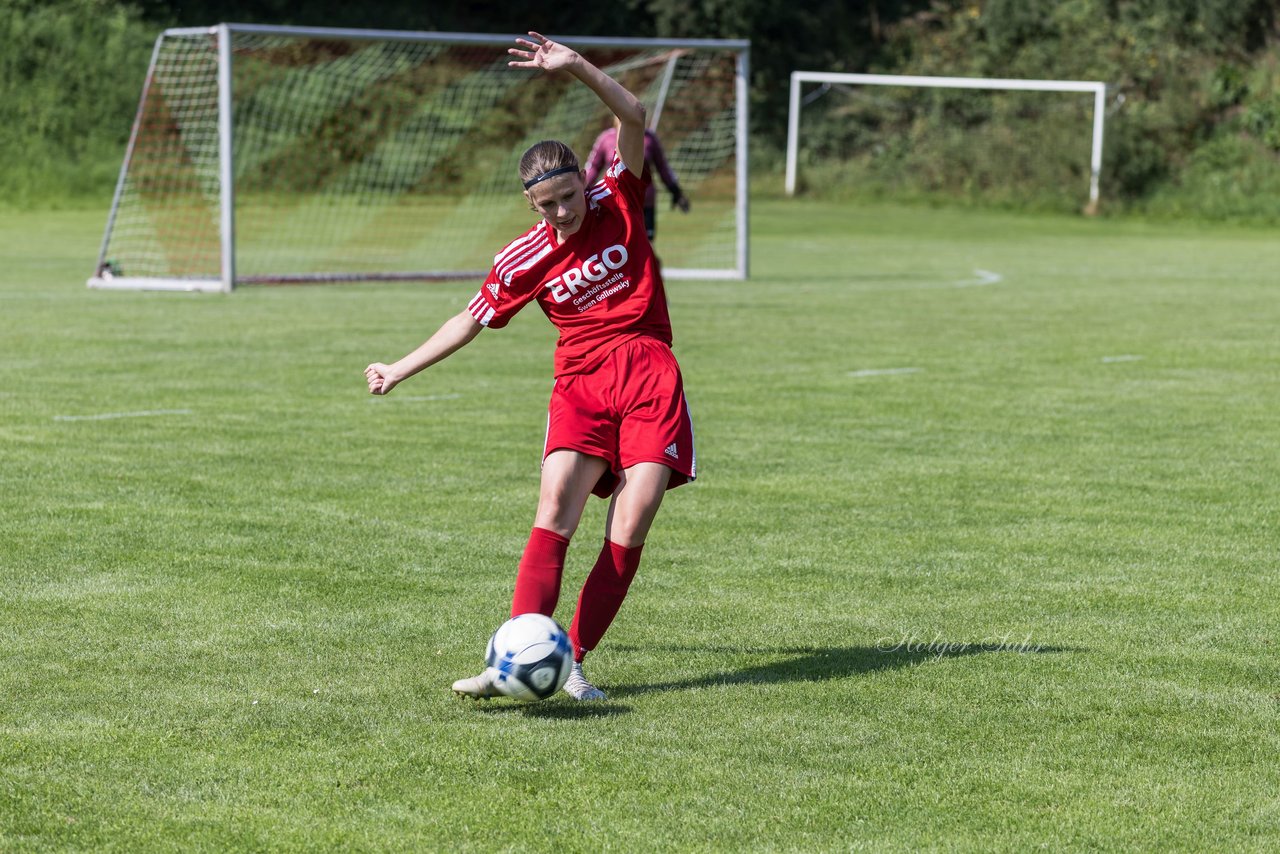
[{"left": 525, "top": 172, "right": 587, "bottom": 240}]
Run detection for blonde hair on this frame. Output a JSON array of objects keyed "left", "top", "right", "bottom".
[{"left": 519, "top": 140, "right": 580, "bottom": 188}]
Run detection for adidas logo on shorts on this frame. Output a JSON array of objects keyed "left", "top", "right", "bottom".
[{"left": 664, "top": 443, "right": 679, "bottom": 459}]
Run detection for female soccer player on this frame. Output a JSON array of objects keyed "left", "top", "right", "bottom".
[{"left": 365, "top": 33, "right": 696, "bottom": 702}]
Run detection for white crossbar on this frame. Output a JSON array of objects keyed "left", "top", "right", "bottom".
[{"left": 785, "top": 71, "right": 1107, "bottom": 208}]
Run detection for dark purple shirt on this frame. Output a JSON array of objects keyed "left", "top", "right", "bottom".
[{"left": 584, "top": 128, "right": 680, "bottom": 209}]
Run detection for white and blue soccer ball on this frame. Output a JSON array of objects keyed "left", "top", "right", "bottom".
[{"left": 485, "top": 613, "right": 573, "bottom": 702}]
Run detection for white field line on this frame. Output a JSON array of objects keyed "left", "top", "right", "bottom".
[
  {"left": 53, "top": 409, "right": 193, "bottom": 422},
  {"left": 1101, "top": 355, "right": 1144, "bottom": 363},
  {"left": 369, "top": 394, "right": 462, "bottom": 402},
  {"left": 953, "top": 269, "right": 1003, "bottom": 288},
  {"left": 848, "top": 367, "right": 923, "bottom": 378},
  {"left": 0, "top": 292, "right": 83, "bottom": 300},
  {"left": 835, "top": 269, "right": 1004, "bottom": 293}
]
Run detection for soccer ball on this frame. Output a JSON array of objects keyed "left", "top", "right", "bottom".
[{"left": 485, "top": 613, "right": 573, "bottom": 702}]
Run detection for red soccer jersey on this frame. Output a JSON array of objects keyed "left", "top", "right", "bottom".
[{"left": 465, "top": 155, "right": 672, "bottom": 377}]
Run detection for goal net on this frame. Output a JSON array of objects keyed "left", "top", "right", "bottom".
[
  {"left": 785, "top": 72, "right": 1106, "bottom": 214},
  {"left": 91, "top": 25, "right": 749, "bottom": 292}
]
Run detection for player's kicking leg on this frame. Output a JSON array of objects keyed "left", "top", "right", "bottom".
[
  {"left": 451, "top": 450, "right": 606, "bottom": 699},
  {"left": 451, "top": 670, "right": 501, "bottom": 699}
]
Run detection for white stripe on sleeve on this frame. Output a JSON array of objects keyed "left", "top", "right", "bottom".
[
  {"left": 503, "top": 244, "right": 553, "bottom": 284},
  {"left": 496, "top": 234, "right": 551, "bottom": 284},
  {"left": 493, "top": 229, "right": 543, "bottom": 268},
  {"left": 467, "top": 293, "right": 492, "bottom": 325}
]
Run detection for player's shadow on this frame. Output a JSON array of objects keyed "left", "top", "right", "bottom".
[
  {"left": 474, "top": 700, "right": 633, "bottom": 719},
  {"left": 606, "top": 641, "right": 1079, "bottom": 699}
]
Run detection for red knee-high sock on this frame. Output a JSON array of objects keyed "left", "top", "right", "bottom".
[
  {"left": 510, "top": 527, "right": 570, "bottom": 617},
  {"left": 569, "top": 540, "right": 644, "bottom": 661}
]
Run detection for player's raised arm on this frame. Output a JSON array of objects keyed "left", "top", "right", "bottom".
[{"left": 508, "top": 33, "right": 646, "bottom": 177}]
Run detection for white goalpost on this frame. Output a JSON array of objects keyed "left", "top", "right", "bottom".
[
  {"left": 785, "top": 71, "right": 1107, "bottom": 213},
  {"left": 90, "top": 24, "right": 750, "bottom": 292}
]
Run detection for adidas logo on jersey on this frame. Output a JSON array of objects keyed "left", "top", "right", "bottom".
[
  {"left": 545, "top": 244, "right": 629, "bottom": 304},
  {"left": 664, "top": 443, "right": 679, "bottom": 459},
  {"left": 487, "top": 281, "right": 499, "bottom": 298}
]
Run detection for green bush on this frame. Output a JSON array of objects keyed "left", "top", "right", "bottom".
[
  {"left": 1244, "top": 95, "right": 1280, "bottom": 150},
  {"left": 1139, "top": 132, "right": 1280, "bottom": 221},
  {"left": 1207, "top": 63, "right": 1249, "bottom": 109},
  {"left": 0, "top": 0, "right": 154, "bottom": 207},
  {"left": 789, "top": 0, "right": 1280, "bottom": 220},
  {"left": 2, "top": 0, "right": 1277, "bottom": 219}
]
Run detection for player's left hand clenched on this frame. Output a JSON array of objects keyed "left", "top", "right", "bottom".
[{"left": 508, "top": 32, "right": 579, "bottom": 73}]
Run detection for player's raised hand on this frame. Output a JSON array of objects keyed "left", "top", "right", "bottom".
[
  {"left": 365, "top": 362, "right": 400, "bottom": 396},
  {"left": 508, "top": 32, "right": 578, "bottom": 72}
]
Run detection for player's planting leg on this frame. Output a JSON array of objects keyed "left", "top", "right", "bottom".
[
  {"left": 564, "top": 540, "right": 644, "bottom": 701},
  {"left": 563, "top": 463, "right": 670, "bottom": 700},
  {"left": 568, "top": 539, "right": 645, "bottom": 661},
  {"left": 563, "top": 661, "right": 608, "bottom": 702}
]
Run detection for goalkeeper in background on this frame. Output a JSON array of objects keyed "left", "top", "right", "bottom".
[{"left": 584, "top": 117, "right": 690, "bottom": 241}]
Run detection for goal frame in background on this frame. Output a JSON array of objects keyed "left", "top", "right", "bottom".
[
  {"left": 784, "top": 71, "right": 1107, "bottom": 214},
  {"left": 90, "top": 24, "right": 750, "bottom": 292}
]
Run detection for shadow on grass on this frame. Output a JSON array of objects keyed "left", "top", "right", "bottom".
[
  {"left": 473, "top": 700, "right": 632, "bottom": 719},
  {"left": 605, "top": 641, "right": 1081, "bottom": 699}
]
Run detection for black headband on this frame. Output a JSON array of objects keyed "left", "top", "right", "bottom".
[{"left": 523, "top": 165, "right": 579, "bottom": 189}]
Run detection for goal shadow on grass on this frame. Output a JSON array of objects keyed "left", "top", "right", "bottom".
[{"left": 604, "top": 642, "right": 1080, "bottom": 699}]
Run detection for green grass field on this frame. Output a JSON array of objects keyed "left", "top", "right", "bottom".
[{"left": 2, "top": 201, "right": 1278, "bottom": 851}]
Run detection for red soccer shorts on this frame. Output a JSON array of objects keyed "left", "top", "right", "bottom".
[{"left": 544, "top": 335, "right": 696, "bottom": 498}]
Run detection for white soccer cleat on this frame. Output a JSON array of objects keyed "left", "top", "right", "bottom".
[
  {"left": 562, "top": 662, "right": 607, "bottom": 701},
  {"left": 452, "top": 668, "right": 501, "bottom": 700}
]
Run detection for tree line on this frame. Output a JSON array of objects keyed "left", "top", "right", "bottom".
[{"left": 2, "top": 0, "right": 1276, "bottom": 217}]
